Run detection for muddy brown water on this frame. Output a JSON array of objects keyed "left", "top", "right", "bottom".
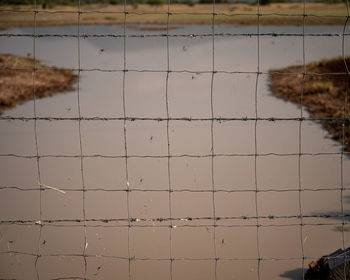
[{"left": 0, "top": 24, "right": 350, "bottom": 280}]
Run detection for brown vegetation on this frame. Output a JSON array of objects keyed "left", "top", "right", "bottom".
[
  {"left": 269, "top": 57, "right": 350, "bottom": 152},
  {"left": 0, "top": 2, "right": 348, "bottom": 29},
  {"left": 0, "top": 54, "right": 77, "bottom": 114}
]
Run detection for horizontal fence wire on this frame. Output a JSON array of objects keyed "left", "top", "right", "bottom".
[
  {"left": 1, "top": 68, "right": 349, "bottom": 74},
  {"left": 1, "top": 116, "right": 349, "bottom": 121},
  {"left": 0, "top": 1, "right": 350, "bottom": 279},
  {"left": 1, "top": 33, "right": 350, "bottom": 38},
  {"left": 1, "top": 153, "right": 350, "bottom": 160},
  {"left": 0, "top": 8, "right": 349, "bottom": 16},
  {"left": 1, "top": 214, "right": 350, "bottom": 225},
  {"left": 0, "top": 251, "right": 343, "bottom": 262},
  {"left": 1, "top": 186, "right": 350, "bottom": 192}
]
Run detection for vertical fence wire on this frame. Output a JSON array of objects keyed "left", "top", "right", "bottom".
[
  {"left": 122, "top": 2, "right": 132, "bottom": 279},
  {"left": 298, "top": 0, "right": 307, "bottom": 277},
  {"left": 76, "top": 0, "right": 88, "bottom": 279},
  {"left": 210, "top": 0, "right": 218, "bottom": 279},
  {"left": 254, "top": 1, "right": 261, "bottom": 279},
  {"left": 165, "top": 0, "right": 173, "bottom": 279},
  {"left": 341, "top": 0, "right": 350, "bottom": 276},
  {"left": 32, "top": 1, "right": 43, "bottom": 279}
]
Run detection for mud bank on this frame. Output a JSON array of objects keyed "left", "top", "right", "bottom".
[
  {"left": 269, "top": 57, "right": 350, "bottom": 152},
  {"left": 0, "top": 54, "right": 77, "bottom": 115}
]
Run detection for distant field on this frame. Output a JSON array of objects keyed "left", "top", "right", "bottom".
[{"left": 0, "top": 2, "right": 348, "bottom": 28}]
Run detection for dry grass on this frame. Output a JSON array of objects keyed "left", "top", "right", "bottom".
[
  {"left": 0, "top": 2, "right": 348, "bottom": 29},
  {"left": 0, "top": 54, "right": 77, "bottom": 114},
  {"left": 269, "top": 57, "right": 350, "bottom": 152}
]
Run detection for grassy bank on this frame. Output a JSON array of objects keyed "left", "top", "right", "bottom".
[
  {"left": 0, "top": 2, "right": 348, "bottom": 28},
  {"left": 0, "top": 54, "right": 77, "bottom": 114},
  {"left": 269, "top": 57, "right": 350, "bottom": 152}
]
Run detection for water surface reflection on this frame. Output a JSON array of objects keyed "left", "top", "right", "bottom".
[{"left": 0, "top": 24, "right": 349, "bottom": 280}]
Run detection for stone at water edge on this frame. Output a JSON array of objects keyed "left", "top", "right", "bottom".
[{"left": 304, "top": 247, "right": 350, "bottom": 280}]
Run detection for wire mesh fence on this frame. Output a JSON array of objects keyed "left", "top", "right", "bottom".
[{"left": 0, "top": 0, "right": 350, "bottom": 279}]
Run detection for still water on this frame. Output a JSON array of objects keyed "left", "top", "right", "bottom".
[{"left": 0, "top": 24, "right": 350, "bottom": 280}]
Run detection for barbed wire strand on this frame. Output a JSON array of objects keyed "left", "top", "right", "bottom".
[
  {"left": 1, "top": 116, "right": 350, "bottom": 122},
  {"left": 0, "top": 32, "right": 350, "bottom": 39},
  {"left": 1, "top": 221, "right": 348, "bottom": 230},
  {"left": 1, "top": 213, "right": 350, "bottom": 225},
  {"left": 1, "top": 220, "right": 348, "bottom": 230},
  {"left": 1, "top": 7, "right": 350, "bottom": 18}
]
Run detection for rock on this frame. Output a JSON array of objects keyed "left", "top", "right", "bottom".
[{"left": 305, "top": 247, "right": 350, "bottom": 280}]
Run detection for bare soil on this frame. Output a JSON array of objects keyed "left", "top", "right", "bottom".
[
  {"left": 269, "top": 57, "right": 350, "bottom": 152},
  {"left": 0, "top": 54, "right": 77, "bottom": 115}
]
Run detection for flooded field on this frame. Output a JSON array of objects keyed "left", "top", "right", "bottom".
[{"left": 0, "top": 24, "right": 350, "bottom": 280}]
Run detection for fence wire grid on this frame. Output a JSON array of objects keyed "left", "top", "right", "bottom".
[{"left": 0, "top": 0, "right": 350, "bottom": 279}]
